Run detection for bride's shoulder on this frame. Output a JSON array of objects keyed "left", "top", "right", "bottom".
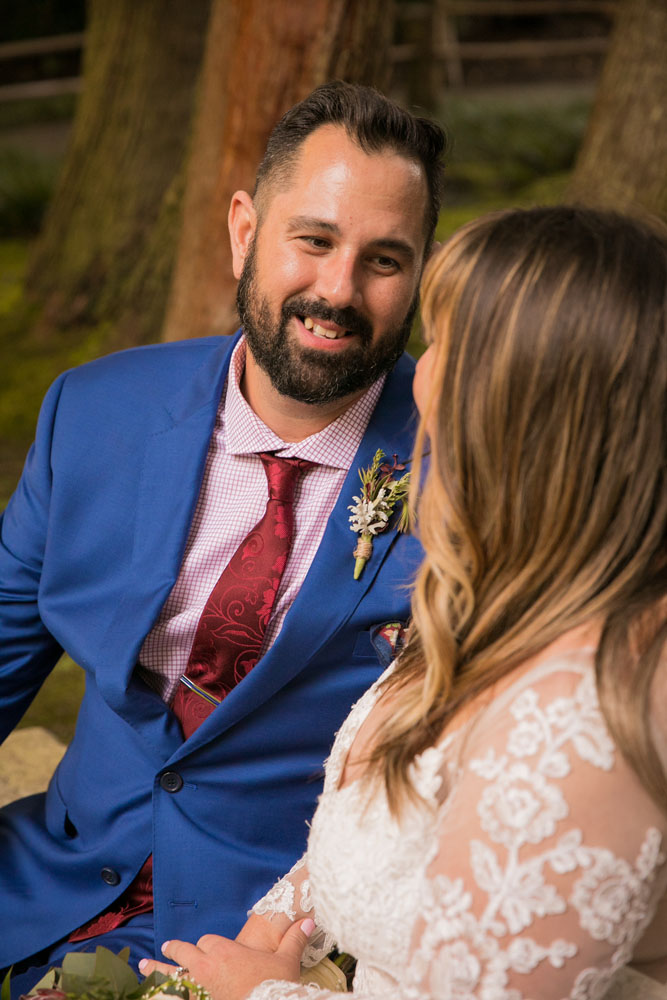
[{"left": 439, "top": 627, "right": 601, "bottom": 751}]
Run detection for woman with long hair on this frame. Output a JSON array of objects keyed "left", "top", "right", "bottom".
[{"left": 143, "top": 205, "right": 667, "bottom": 999}]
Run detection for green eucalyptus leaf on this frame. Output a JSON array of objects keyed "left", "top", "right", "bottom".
[
  {"left": 59, "top": 971, "right": 99, "bottom": 996},
  {"left": 93, "top": 947, "right": 139, "bottom": 997},
  {"left": 27, "top": 969, "right": 59, "bottom": 992},
  {"left": 1, "top": 969, "right": 12, "bottom": 1000},
  {"left": 61, "top": 952, "right": 97, "bottom": 979},
  {"left": 138, "top": 972, "right": 167, "bottom": 989},
  {"left": 128, "top": 970, "right": 168, "bottom": 1000}
]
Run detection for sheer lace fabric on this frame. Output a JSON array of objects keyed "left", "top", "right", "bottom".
[{"left": 249, "top": 649, "right": 667, "bottom": 999}]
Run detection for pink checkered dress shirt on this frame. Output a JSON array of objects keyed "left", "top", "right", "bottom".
[{"left": 138, "top": 337, "right": 385, "bottom": 703}]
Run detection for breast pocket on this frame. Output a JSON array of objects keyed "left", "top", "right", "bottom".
[{"left": 353, "top": 620, "right": 409, "bottom": 666}]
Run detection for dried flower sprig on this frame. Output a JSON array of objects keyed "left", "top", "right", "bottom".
[{"left": 348, "top": 449, "right": 411, "bottom": 579}]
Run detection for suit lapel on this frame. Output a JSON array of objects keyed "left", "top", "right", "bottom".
[
  {"left": 173, "top": 353, "right": 420, "bottom": 757},
  {"left": 97, "top": 334, "right": 240, "bottom": 736}
]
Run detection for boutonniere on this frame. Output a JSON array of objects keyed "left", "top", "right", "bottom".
[{"left": 348, "top": 449, "right": 411, "bottom": 579}]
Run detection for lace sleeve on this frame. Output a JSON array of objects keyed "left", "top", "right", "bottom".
[
  {"left": 401, "top": 664, "right": 667, "bottom": 999},
  {"left": 250, "top": 854, "right": 336, "bottom": 968},
  {"left": 248, "top": 663, "right": 667, "bottom": 1000}
]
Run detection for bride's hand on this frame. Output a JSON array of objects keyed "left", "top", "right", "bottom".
[
  {"left": 235, "top": 911, "right": 290, "bottom": 952},
  {"left": 139, "top": 917, "right": 315, "bottom": 1000}
]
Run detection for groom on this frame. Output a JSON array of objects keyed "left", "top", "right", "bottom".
[{"left": 0, "top": 81, "right": 445, "bottom": 987}]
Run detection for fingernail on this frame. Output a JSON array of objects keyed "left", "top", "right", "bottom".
[
  {"left": 301, "top": 918, "right": 315, "bottom": 937},
  {"left": 138, "top": 960, "right": 148, "bottom": 972},
  {"left": 161, "top": 941, "right": 171, "bottom": 954}
]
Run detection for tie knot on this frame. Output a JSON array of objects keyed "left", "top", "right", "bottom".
[{"left": 259, "top": 453, "right": 315, "bottom": 502}]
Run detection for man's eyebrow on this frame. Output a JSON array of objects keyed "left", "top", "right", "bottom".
[
  {"left": 287, "top": 216, "right": 340, "bottom": 234},
  {"left": 373, "top": 238, "right": 417, "bottom": 263},
  {"left": 286, "top": 216, "right": 417, "bottom": 262}
]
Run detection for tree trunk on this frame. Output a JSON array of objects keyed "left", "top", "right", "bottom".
[
  {"left": 566, "top": 0, "right": 667, "bottom": 222},
  {"left": 162, "top": 0, "right": 394, "bottom": 343},
  {"left": 26, "top": 0, "right": 211, "bottom": 348}
]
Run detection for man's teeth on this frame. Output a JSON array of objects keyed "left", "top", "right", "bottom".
[{"left": 302, "top": 316, "right": 347, "bottom": 340}]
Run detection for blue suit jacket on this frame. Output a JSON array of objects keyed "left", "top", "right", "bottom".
[{"left": 0, "top": 332, "right": 422, "bottom": 963}]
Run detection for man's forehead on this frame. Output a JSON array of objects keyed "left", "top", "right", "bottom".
[
  {"left": 259, "top": 124, "right": 425, "bottom": 206},
  {"left": 262, "top": 125, "right": 428, "bottom": 244},
  {"left": 295, "top": 123, "right": 423, "bottom": 181}
]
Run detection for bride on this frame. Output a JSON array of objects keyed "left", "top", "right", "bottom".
[{"left": 141, "top": 205, "right": 667, "bottom": 999}]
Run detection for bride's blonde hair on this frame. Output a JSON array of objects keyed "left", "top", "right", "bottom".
[{"left": 369, "top": 206, "right": 667, "bottom": 814}]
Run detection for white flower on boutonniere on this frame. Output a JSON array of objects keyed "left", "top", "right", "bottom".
[{"left": 348, "top": 449, "right": 411, "bottom": 580}]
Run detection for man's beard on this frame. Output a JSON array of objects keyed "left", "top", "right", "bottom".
[{"left": 236, "top": 241, "right": 417, "bottom": 405}]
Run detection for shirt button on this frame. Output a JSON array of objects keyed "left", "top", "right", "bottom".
[
  {"left": 100, "top": 867, "right": 121, "bottom": 886},
  {"left": 160, "top": 770, "right": 184, "bottom": 793}
]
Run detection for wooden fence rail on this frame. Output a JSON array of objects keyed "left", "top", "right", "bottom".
[
  {"left": 394, "top": 0, "right": 615, "bottom": 97},
  {"left": 0, "top": 3, "right": 616, "bottom": 104},
  {"left": 0, "top": 31, "right": 84, "bottom": 61}
]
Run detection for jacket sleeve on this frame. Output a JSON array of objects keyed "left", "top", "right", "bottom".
[{"left": 0, "top": 373, "right": 67, "bottom": 741}]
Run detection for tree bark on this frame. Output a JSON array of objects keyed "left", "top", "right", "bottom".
[
  {"left": 26, "top": 0, "right": 211, "bottom": 348},
  {"left": 162, "top": 0, "right": 394, "bottom": 343},
  {"left": 566, "top": 0, "right": 667, "bottom": 222}
]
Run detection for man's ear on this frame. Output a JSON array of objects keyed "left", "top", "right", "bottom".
[{"left": 228, "top": 190, "right": 257, "bottom": 279}]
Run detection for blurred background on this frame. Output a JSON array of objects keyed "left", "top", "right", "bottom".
[{"left": 1, "top": 0, "right": 665, "bottom": 742}]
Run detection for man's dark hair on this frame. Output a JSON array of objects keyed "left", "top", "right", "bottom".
[{"left": 254, "top": 80, "right": 448, "bottom": 248}]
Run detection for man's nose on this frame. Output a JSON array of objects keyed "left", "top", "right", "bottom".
[{"left": 312, "top": 253, "right": 363, "bottom": 310}]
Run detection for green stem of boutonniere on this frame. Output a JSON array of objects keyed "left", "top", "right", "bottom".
[
  {"left": 353, "top": 533, "right": 374, "bottom": 580},
  {"left": 348, "top": 449, "right": 411, "bottom": 580}
]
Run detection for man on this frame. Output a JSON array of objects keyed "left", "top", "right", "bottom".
[{"left": 0, "top": 82, "right": 445, "bottom": 988}]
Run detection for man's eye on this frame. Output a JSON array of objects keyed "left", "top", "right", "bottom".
[
  {"left": 374, "top": 255, "right": 399, "bottom": 271},
  {"left": 302, "top": 236, "right": 330, "bottom": 249}
]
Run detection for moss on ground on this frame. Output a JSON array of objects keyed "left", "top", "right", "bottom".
[
  {"left": 17, "top": 656, "right": 86, "bottom": 743},
  {"left": 0, "top": 241, "right": 112, "bottom": 505}
]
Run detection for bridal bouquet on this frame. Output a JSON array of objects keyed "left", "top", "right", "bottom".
[
  {"left": 4, "top": 946, "right": 350, "bottom": 1000},
  {"left": 3, "top": 948, "right": 209, "bottom": 1000}
]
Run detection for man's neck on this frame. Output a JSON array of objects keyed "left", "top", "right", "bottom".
[{"left": 241, "top": 353, "right": 365, "bottom": 442}]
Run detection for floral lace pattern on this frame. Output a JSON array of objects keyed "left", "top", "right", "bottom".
[
  {"left": 252, "top": 855, "right": 309, "bottom": 922},
  {"left": 251, "top": 854, "right": 336, "bottom": 968},
  {"left": 248, "top": 652, "right": 667, "bottom": 1000}
]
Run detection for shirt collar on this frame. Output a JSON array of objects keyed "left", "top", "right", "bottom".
[{"left": 222, "top": 336, "right": 386, "bottom": 470}]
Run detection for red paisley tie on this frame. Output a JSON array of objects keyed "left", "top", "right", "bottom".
[
  {"left": 172, "top": 452, "right": 314, "bottom": 737},
  {"left": 69, "top": 452, "right": 313, "bottom": 942}
]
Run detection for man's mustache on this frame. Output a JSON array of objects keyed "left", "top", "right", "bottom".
[{"left": 282, "top": 297, "right": 373, "bottom": 341}]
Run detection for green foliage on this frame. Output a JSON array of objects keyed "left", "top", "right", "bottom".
[
  {"left": 440, "top": 91, "right": 591, "bottom": 202},
  {"left": 0, "top": 149, "right": 59, "bottom": 235},
  {"left": 0, "top": 239, "right": 29, "bottom": 317},
  {"left": 26, "top": 946, "right": 207, "bottom": 1000},
  {"left": 0, "top": 96, "right": 77, "bottom": 131},
  {"left": 1, "top": 966, "right": 11, "bottom": 1000},
  {"left": 403, "top": 93, "right": 588, "bottom": 361},
  {"left": 0, "top": 241, "right": 111, "bottom": 506},
  {"left": 29, "top": 946, "right": 175, "bottom": 1000}
]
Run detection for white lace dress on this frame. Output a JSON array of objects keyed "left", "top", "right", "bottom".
[{"left": 248, "top": 649, "right": 667, "bottom": 1000}]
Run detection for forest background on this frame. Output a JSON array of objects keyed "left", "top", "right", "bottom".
[{"left": 1, "top": 0, "right": 665, "bottom": 742}]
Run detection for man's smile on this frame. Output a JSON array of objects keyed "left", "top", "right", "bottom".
[
  {"left": 281, "top": 297, "right": 373, "bottom": 355},
  {"left": 302, "top": 315, "right": 350, "bottom": 341}
]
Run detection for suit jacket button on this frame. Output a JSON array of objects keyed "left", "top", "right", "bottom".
[
  {"left": 160, "top": 770, "right": 184, "bottom": 793},
  {"left": 101, "top": 867, "right": 121, "bottom": 886}
]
